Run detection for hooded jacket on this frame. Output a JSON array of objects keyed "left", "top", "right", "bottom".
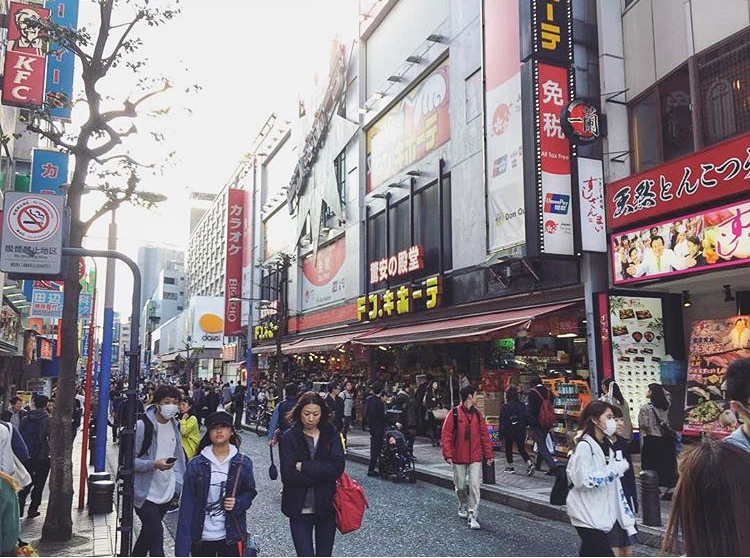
[
  {"left": 174, "top": 446, "right": 256, "bottom": 556},
  {"left": 19, "top": 408, "right": 49, "bottom": 460},
  {"left": 133, "top": 405, "right": 187, "bottom": 509},
  {"left": 441, "top": 405, "right": 494, "bottom": 464}
]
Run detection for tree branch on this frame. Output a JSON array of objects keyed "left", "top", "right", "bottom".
[
  {"left": 102, "top": 11, "right": 145, "bottom": 74},
  {"left": 100, "top": 81, "right": 170, "bottom": 123}
]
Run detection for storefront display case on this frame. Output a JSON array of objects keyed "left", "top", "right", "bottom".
[{"left": 543, "top": 378, "right": 592, "bottom": 456}]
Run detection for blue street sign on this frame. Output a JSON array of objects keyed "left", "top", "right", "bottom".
[
  {"left": 30, "top": 289, "right": 64, "bottom": 319},
  {"left": 30, "top": 149, "right": 69, "bottom": 195},
  {"left": 78, "top": 292, "right": 92, "bottom": 320},
  {"left": 45, "top": 0, "right": 80, "bottom": 120}
]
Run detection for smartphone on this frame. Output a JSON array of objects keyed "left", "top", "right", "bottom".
[{"left": 165, "top": 457, "right": 177, "bottom": 464}]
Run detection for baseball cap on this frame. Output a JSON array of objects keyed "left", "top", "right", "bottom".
[{"left": 205, "top": 411, "right": 234, "bottom": 429}]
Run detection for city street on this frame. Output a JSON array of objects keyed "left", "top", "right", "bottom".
[{"left": 154, "top": 430, "right": 660, "bottom": 557}]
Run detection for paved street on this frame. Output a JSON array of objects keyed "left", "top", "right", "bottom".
[{"left": 154, "top": 429, "right": 659, "bottom": 557}]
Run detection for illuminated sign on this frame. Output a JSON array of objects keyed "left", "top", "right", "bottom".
[
  {"left": 611, "top": 196, "right": 750, "bottom": 285},
  {"left": 369, "top": 245, "right": 424, "bottom": 284},
  {"left": 357, "top": 275, "right": 443, "bottom": 322},
  {"left": 605, "top": 132, "right": 750, "bottom": 231},
  {"left": 254, "top": 320, "right": 279, "bottom": 341},
  {"left": 561, "top": 100, "right": 600, "bottom": 143}
]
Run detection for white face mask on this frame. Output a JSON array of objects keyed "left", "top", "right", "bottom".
[
  {"left": 159, "top": 404, "right": 179, "bottom": 420},
  {"left": 603, "top": 418, "right": 617, "bottom": 437}
]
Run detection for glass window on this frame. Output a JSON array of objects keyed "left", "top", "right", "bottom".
[
  {"left": 699, "top": 30, "right": 750, "bottom": 146},
  {"left": 660, "top": 65, "right": 694, "bottom": 161},
  {"left": 366, "top": 209, "right": 387, "bottom": 271},
  {"left": 389, "top": 198, "right": 410, "bottom": 256},
  {"left": 441, "top": 175, "right": 453, "bottom": 271},
  {"left": 630, "top": 91, "right": 659, "bottom": 173},
  {"left": 414, "top": 183, "right": 440, "bottom": 272},
  {"left": 163, "top": 277, "right": 176, "bottom": 285}
]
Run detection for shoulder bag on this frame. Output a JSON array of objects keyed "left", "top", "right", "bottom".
[
  {"left": 650, "top": 406, "right": 678, "bottom": 440},
  {"left": 230, "top": 459, "right": 260, "bottom": 557}
]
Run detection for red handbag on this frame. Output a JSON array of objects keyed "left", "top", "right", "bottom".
[{"left": 332, "top": 471, "right": 368, "bottom": 534}]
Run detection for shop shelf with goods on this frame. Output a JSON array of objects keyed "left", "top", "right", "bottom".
[{"left": 543, "top": 378, "right": 592, "bottom": 457}]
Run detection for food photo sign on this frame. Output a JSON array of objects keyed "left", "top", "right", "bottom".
[
  {"left": 683, "top": 317, "right": 750, "bottom": 437},
  {"left": 608, "top": 295, "right": 666, "bottom": 426}
]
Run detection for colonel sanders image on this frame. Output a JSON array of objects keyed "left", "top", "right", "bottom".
[{"left": 8, "top": 7, "right": 47, "bottom": 56}]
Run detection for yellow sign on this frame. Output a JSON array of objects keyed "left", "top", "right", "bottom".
[
  {"left": 357, "top": 275, "right": 443, "bottom": 322},
  {"left": 254, "top": 322, "right": 278, "bottom": 340}
]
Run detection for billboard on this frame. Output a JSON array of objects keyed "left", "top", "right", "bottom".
[
  {"left": 612, "top": 196, "right": 750, "bottom": 285},
  {"left": 484, "top": 0, "right": 525, "bottom": 252},
  {"left": 605, "top": 132, "right": 750, "bottom": 232},
  {"left": 224, "top": 189, "right": 244, "bottom": 335},
  {"left": 301, "top": 238, "right": 347, "bottom": 311},
  {"left": 2, "top": 2, "right": 50, "bottom": 108},
  {"left": 190, "top": 296, "right": 224, "bottom": 349},
  {"left": 366, "top": 59, "right": 450, "bottom": 191}
]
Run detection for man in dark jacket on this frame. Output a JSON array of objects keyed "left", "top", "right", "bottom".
[
  {"left": 525, "top": 375, "right": 558, "bottom": 472},
  {"left": 365, "top": 383, "right": 386, "bottom": 477},
  {"left": 232, "top": 383, "right": 246, "bottom": 428},
  {"left": 269, "top": 383, "right": 299, "bottom": 445},
  {"left": 18, "top": 393, "right": 51, "bottom": 518}
]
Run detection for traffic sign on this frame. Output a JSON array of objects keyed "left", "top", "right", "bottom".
[{"left": 0, "top": 192, "right": 65, "bottom": 275}]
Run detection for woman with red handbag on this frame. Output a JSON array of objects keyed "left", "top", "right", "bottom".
[{"left": 279, "top": 392, "right": 345, "bottom": 557}]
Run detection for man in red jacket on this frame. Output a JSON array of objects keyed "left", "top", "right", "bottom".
[{"left": 441, "top": 384, "right": 494, "bottom": 530}]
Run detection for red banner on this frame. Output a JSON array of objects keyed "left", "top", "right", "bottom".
[
  {"left": 605, "top": 132, "right": 750, "bottom": 231},
  {"left": 2, "top": 2, "right": 50, "bottom": 108},
  {"left": 224, "top": 189, "right": 244, "bottom": 335}
]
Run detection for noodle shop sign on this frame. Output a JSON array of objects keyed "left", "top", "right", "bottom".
[{"left": 605, "top": 132, "right": 750, "bottom": 231}]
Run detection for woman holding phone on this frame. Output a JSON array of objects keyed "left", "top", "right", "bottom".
[{"left": 175, "top": 411, "right": 257, "bottom": 557}]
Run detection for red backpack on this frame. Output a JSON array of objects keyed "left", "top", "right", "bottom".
[
  {"left": 333, "top": 472, "right": 369, "bottom": 534},
  {"left": 531, "top": 388, "right": 556, "bottom": 431}
]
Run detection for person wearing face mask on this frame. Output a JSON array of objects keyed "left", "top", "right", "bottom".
[
  {"left": 566, "top": 401, "right": 635, "bottom": 557},
  {"left": 724, "top": 358, "right": 750, "bottom": 453},
  {"left": 132, "top": 384, "right": 187, "bottom": 556}
]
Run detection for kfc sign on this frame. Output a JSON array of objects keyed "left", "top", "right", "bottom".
[
  {"left": 2, "top": 3, "right": 50, "bottom": 108},
  {"left": 605, "top": 132, "right": 750, "bottom": 231},
  {"left": 369, "top": 245, "right": 424, "bottom": 285}
]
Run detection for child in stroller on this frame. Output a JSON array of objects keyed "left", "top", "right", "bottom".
[{"left": 378, "top": 409, "right": 416, "bottom": 483}]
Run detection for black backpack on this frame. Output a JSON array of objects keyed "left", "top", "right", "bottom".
[{"left": 550, "top": 440, "right": 594, "bottom": 505}]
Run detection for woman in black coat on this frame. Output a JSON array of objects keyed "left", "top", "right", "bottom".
[{"left": 279, "top": 391, "right": 346, "bottom": 557}]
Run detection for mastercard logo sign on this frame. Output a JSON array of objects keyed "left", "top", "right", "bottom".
[{"left": 198, "top": 313, "right": 224, "bottom": 333}]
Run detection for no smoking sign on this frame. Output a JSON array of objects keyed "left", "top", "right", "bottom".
[{"left": 8, "top": 196, "right": 61, "bottom": 242}]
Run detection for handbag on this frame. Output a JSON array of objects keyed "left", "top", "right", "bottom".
[
  {"left": 229, "top": 461, "right": 260, "bottom": 556},
  {"left": 268, "top": 446, "right": 278, "bottom": 480},
  {"left": 651, "top": 407, "right": 678, "bottom": 440},
  {"left": 431, "top": 408, "right": 448, "bottom": 421},
  {"left": 333, "top": 471, "right": 368, "bottom": 534},
  {"left": 481, "top": 460, "right": 496, "bottom": 485}
]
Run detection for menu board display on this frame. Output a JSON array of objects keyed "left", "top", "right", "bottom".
[
  {"left": 609, "top": 295, "right": 666, "bottom": 426},
  {"left": 683, "top": 317, "right": 748, "bottom": 437}
]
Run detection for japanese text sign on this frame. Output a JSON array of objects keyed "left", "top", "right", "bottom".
[
  {"left": 366, "top": 60, "right": 450, "bottom": 191},
  {"left": 45, "top": 0, "right": 79, "bottom": 120},
  {"left": 521, "top": 0, "right": 572, "bottom": 65},
  {"left": 611, "top": 196, "right": 750, "bottom": 285},
  {"left": 30, "top": 288, "right": 63, "bottom": 318},
  {"left": 605, "top": 132, "right": 750, "bottom": 231},
  {"left": 578, "top": 157, "right": 606, "bottom": 252},
  {"left": 224, "top": 189, "right": 244, "bottom": 335},
  {"left": 2, "top": 2, "right": 50, "bottom": 108},
  {"left": 369, "top": 245, "right": 424, "bottom": 285},
  {"left": 30, "top": 149, "right": 69, "bottom": 194},
  {"left": 357, "top": 275, "right": 443, "bottom": 322}
]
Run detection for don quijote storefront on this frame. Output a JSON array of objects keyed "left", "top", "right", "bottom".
[{"left": 603, "top": 132, "right": 750, "bottom": 440}]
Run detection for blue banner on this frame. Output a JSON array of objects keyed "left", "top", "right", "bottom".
[
  {"left": 45, "top": 0, "right": 80, "bottom": 120},
  {"left": 30, "top": 289, "right": 64, "bottom": 319},
  {"left": 78, "top": 292, "right": 92, "bottom": 320},
  {"left": 30, "top": 149, "right": 69, "bottom": 194}
]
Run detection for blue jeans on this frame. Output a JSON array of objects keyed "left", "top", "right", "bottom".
[
  {"left": 529, "top": 425, "right": 558, "bottom": 469},
  {"left": 289, "top": 514, "right": 336, "bottom": 557}
]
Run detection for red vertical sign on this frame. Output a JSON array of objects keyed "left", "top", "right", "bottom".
[
  {"left": 2, "top": 2, "right": 50, "bottom": 108},
  {"left": 597, "top": 293, "right": 613, "bottom": 380},
  {"left": 224, "top": 189, "right": 244, "bottom": 335}
]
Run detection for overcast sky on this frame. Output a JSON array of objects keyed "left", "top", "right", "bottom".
[{"left": 76, "top": 1, "right": 356, "bottom": 319}]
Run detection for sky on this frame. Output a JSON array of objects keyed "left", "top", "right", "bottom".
[{"left": 75, "top": 0, "right": 357, "bottom": 320}]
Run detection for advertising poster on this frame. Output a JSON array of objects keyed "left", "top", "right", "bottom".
[
  {"left": 612, "top": 196, "right": 750, "bottom": 285},
  {"left": 2, "top": 2, "right": 50, "bottom": 108},
  {"left": 608, "top": 295, "right": 666, "bottom": 426},
  {"left": 45, "top": 0, "right": 79, "bottom": 120},
  {"left": 484, "top": 0, "right": 525, "bottom": 252},
  {"left": 224, "top": 189, "right": 244, "bottom": 335},
  {"left": 301, "top": 238, "right": 347, "bottom": 311},
  {"left": 683, "top": 317, "right": 749, "bottom": 437}
]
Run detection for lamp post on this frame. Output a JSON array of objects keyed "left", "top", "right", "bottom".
[{"left": 78, "top": 257, "right": 97, "bottom": 510}]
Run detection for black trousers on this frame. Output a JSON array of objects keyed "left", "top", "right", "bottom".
[
  {"left": 575, "top": 526, "right": 615, "bottom": 557},
  {"left": 289, "top": 514, "right": 336, "bottom": 557},
  {"left": 504, "top": 427, "right": 531, "bottom": 464},
  {"left": 18, "top": 457, "right": 50, "bottom": 514},
  {"left": 132, "top": 500, "right": 169, "bottom": 556},
  {"left": 191, "top": 539, "right": 240, "bottom": 557},
  {"left": 369, "top": 430, "right": 384, "bottom": 472}
]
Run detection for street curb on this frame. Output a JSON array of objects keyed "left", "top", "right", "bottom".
[{"left": 344, "top": 450, "right": 665, "bottom": 549}]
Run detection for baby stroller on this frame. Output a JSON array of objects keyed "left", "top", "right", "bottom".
[{"left": 378, "top": 427, "right": 416, "bottom": 483}]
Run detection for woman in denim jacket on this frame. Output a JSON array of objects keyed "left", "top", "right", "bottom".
[
  {"left": 175, "top": 411, "right": 257, "bottom": 557},
  {"left": 279, "top": 391, "right": 345, "bottom": 557}
]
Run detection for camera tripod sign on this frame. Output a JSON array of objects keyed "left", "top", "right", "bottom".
[{"left": 0, "top": 191, "right": 65, "bottom": 275}]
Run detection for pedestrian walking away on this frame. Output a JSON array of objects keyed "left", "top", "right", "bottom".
[
  {"left": 498, "top": 386, "right": 534, "bottom": 476},
  {"left": 525, "top": 375, "right": 558, "bottom": 471},
  {"left": 279, "top": 391, "right": 346, "bottom": 557},
  {"left": 132, "top": 385, "right": 187, "bottom": 556},
  {"left": 364, "top": 383, "right": 386, "bottom": 477},
  {"left": 566, "top": 401, "right": 635, "bottom": 557},
  {"left": 269, "top": 383, "right": 299, "bottom": 446},
  {"left": 18, "top": 393, "right": 51, "bottom": 519},
  {"left": 441, "top": 384, "right": 494, "bottom": 530},
  {"left": 175, "top": 411, "right": 257, "bottom": 557}
]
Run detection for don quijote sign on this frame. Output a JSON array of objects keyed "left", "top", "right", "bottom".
[
  {"left": 369, "top": 245, "right": 424, "bottom": 285},
  {"left": 2, "top": 2, "right": 50, "bottom": 108}
]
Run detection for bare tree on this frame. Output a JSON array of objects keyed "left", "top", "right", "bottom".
[{"left": 18, "top": 0, "right": 193, "bottom": 541}]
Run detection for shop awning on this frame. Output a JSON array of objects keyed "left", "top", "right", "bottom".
[
  {"left": 352, "top": 302, "right": 579, "bottom": 346},
  {"left": 251, "top": 340, "right": 302, "bottom": 355},
  {"left": 283, "top": 330, "right": 377, "bottom": 354}
]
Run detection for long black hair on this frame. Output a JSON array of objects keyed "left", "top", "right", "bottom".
[
  {"left": 576, "top": 400, "right": 614, "bottom": 442},
  {"left": 196, "top": 424, "right": 242, "bottom": 455},
  {"left": 287, "top": 391, "right": 331, "bottom": 427},
  {"left": 648, "top": 383, "right": 670, "bottom": 411},
  {"left": 602, "top": 377, "right": 625, "bottom": 406}
]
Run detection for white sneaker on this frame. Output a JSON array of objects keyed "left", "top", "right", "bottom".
[
  {"left": 457, "top": 505, "right": 468, "bottom": 519},
  {"left": 468, "top": 515, "right": 480, "bottom": 530}
]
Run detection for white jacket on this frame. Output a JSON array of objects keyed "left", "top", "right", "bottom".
[{"left": 566, "top": 434, "right": 636, "bottom": 535}]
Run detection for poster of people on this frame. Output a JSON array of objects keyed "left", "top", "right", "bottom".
[
  {"left": 608, "top": 295, "right": 666, "bottom": 427},
  {"left": 611, "top": 197, "right": 750, "bottom": 284},
  {"left": 683, "top": 317, "right": 749, "bottom": 437}
]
